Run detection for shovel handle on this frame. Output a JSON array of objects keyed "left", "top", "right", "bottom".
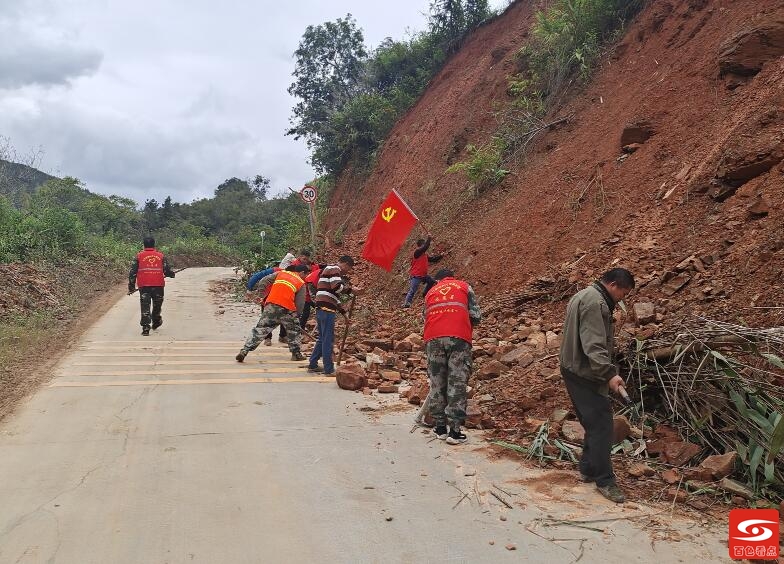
[{"left": 618, "top": 385, "right": 632, "bottom": 404}]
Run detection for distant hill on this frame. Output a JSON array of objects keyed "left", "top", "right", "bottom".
[{"left": 0, "top": 158, "right": 57, "bottom": 207}]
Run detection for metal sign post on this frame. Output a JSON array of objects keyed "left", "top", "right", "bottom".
[
  {"left": 259, "top": 230, "right": 265, "bottom": 262},
  {"left": 300, "top": 185, "right": 318, "bottom": 249}
]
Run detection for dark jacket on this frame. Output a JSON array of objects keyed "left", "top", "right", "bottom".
[{"left": 559, "top": 282, "right": 617, "bottom": 396}]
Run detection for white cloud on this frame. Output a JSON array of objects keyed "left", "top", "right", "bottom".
[
  {"left": 0, "top": 0, "right": 508, "bottom": 204},
  {"left": 0, "top": 12, "right": 102, "bottom": 89}
]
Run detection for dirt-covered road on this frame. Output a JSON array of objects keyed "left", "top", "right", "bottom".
[{"left": 0, "top": 268, "right": 730, "bottom": 563}]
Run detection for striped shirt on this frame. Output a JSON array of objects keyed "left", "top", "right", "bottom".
[{"left": 315, "top": 264, "right": 349, "bottom": 311}]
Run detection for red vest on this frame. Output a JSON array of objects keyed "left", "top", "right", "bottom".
[
  {"left": 136, "top": 249, "right": 165, "bottom": 287},
  {"left": 304, "top": 265, "right": 321, "bottom": 303},
  {"left": 410, "top": 253, "right": 429, "bottom": 277},
  {"left": 265, "top": 270, "right": 305, "bottom": 311},
  {"left": 423, "top": 278, "right": 473, "bottom": 343}
]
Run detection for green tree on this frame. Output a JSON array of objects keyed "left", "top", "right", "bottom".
[
  {"left": 286, "top": 15, "right": 367, "bottom": 171},
  {"left": 465, "top": 0, "right": 490, "bottom": 27},
  {"left": 251, "top": 175, "right": 270, "bottom": 201},
  {"left": 429, "top": 0, "right": 466, "bottom": 47}
]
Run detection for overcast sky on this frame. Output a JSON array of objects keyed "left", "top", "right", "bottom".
[{"left": 0, "top": 0, "right": 506, "bottom": 205}]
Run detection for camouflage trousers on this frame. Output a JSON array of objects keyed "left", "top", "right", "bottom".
[
  {"left": 426, "top": 337, "right": 472, "bottom": 429},
  {"left": 139, "top": 286, "right": 164, "bottom": 328},
  {"left": 242, "top": 304, "right": 302, "bottom": 354}
]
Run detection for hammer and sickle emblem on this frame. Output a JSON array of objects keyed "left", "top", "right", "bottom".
[{"left": 381, "top": 207, "right": 397, "bottom": 223}]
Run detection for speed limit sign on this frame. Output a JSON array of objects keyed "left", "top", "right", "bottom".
[{"left": 300, "top": 185, "right": 317, "bottom": 203}]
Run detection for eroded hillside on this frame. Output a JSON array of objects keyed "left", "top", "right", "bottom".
[{"left": 327, "top": 0, "right": 784, "bottom": 326}]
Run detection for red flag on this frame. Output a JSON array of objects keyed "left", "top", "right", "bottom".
[{"left": 361, "top": 189, "right": 419, "bottom": 271}]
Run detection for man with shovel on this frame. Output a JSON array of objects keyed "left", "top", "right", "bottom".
[
  {"left": 307, "top": 256, "right": 356, "bottom": 376},
  {"left": 559, "top": 268, "right": 635, "bottom": 504},
  {"left": 236, "top": 264, "right": 310, "bottom": 362}
]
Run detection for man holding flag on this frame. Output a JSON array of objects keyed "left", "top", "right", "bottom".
[{"left": 402, "top": 234, "right": 442, "bottom": 308}]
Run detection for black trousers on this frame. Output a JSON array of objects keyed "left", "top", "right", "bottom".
[
  {"left": 139, "top": 286, "right": 164, "bottom": 328},
  {"left": 562, "top": 373, "right": 615, "bottom": 487}
]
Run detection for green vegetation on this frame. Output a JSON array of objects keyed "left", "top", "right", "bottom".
[
  {"left": 512, "top": 0, "right": 644, "bottom": 104},
  {"left": 287, "top": 1, "right": 492, "bottom": 177},
  {"left": 449, "top": 0, "right": 644, "bottom": 194},
  {"left": 0, "top": 171, "right": 321, "bottom": 270},
  {"left": 445, "top": 139, "right": 509, "bottom": 196}
]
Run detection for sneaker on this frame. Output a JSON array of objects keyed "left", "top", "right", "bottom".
[
  {"left": 152, "top": 319, "right": 163, "bottom": 330},
  {"left": 307, "top": 366, "right": 324, "bottom": 373},
  {"left": 291, "top": 351, "right": 305, "bottom": 361},
  {"left": 597, "top": 484, "right": 625, "bottom": 504},
  {"left": 433, "top": 426, "right": 448, "bottom": 440},
  {"left": 235, "top": 351, "right": 247, "bottom": 363},
  {"left": 323, "top": 371, "right": 335, "bottom": 376},
  {"left": 263, "top": 338, "right": 272, "bottom": 347},
  {"left": 279, "top": 336, "right": 288, "bottom": 344},
  {"left": 446, "top": 428, "right": 467, "bottom": 445},
  {"left": 141, "top": 327, "right": 150, "bottom": 336},
  {"left": 401, "top": 303, "right": 411, "bottom": 309}
]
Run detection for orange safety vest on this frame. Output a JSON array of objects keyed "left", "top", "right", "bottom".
[
  {"left": 265, "top": 270, "right": 305, "bottom": 311},
  {"left": 423, "top": 278, "right": 473, "bottom": 343},
  {"left": 136, "top": 248, "right": 165, "bottom": 287}
]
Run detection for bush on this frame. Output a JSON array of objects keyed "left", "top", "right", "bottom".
[
  {"left": 513, "top": 0, "right": 644, "bottom": 103},
  {"left": 446, "top": 138, "right": 509, "bottom": 196}
]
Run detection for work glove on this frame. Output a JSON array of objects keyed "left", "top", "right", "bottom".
[{"left": 128, "top": 285, "right": 135, "bottom": 294}]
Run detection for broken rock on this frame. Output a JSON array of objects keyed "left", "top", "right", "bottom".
[
  {"left": 465, "top": 399, "right": 483, "bottom": 429},
  {"left": 748, "top": 196, "right": 770, "bottom": 218},
  {"left": 621, "top": 121, "right": 655, "bottom": 146},
  {"left": 718, "top": 478, "right": 753, "bottom": 499},
  {"left": 362, "top": 338, "right": 393, "bottom": 351},
  {"left": 661, "top": 468, "right": 682, "bottom": 485},
  {"left": 633, "top": 302, "right": 656, "bottom": 325},
  {"left": 499, "top": 346, "right": 534, "bottom": 367},
  {"left": 718, "top": 20, "right": 784, "bottom": 77},
  {"left": 662, "top": 272, "right": 691, "bottom": 296},
  {"left": 628, "top": 463, "right": 656, "bottom": 478},
  {"left": 613, "top": 415, "right": 632, "bottom": 444},
  {"left": 336, "top": 364, "right": 368, "bottom": 391},
  {"left": 562, "top": 420, "right": 585, "bottom": 443},
  {"left": 407, "top": 380, "right": 429, "bottom": 405},
  {"left": 662, "top": 441, "right": 702, "bottom": 466},
  {"left": 379, "top": 370, "right": 402, "bottom": 384},
  {"left": 476, "top": 360, "right": 508, "bottom": 380},
  {"left": 697, "top": 451, "right": 737, "bottom": 480}
]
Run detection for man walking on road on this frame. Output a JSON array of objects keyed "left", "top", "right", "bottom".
[
  {"left": 424, "top": 269, "right": 481, "bottom": 445},
  {"left": 128, "top": 237, "right": 175, "bottom": 336},
  {"left": 402, "top": 234, "right": 442, "bottom": 308},
  {"left": 307, "top": 256, "right": 356, "bottom": 376},
  {"left": 236, "top": 264, "right": 310, "bottom": 362},
  {"left": 559, "top": 268, "right": 635, "bottom": 504}
]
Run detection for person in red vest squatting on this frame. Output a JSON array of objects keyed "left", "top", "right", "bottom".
[
  {"left": 424, "top": 268, "right": 481, "bottom": 445},
  {"left": 128, "top": 237, "right": 176, "bottom": 336},
  {"left": 402, "top": 234, "right": 442, "bottom": 308}
]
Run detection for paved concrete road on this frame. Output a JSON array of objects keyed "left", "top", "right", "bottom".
[{"left": 0, "top": 268, "right": 729, "bottom": 563}]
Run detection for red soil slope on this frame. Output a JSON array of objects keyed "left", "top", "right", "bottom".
[{"left": 328, "top": 0, "right": 784, "bottom": 326}]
